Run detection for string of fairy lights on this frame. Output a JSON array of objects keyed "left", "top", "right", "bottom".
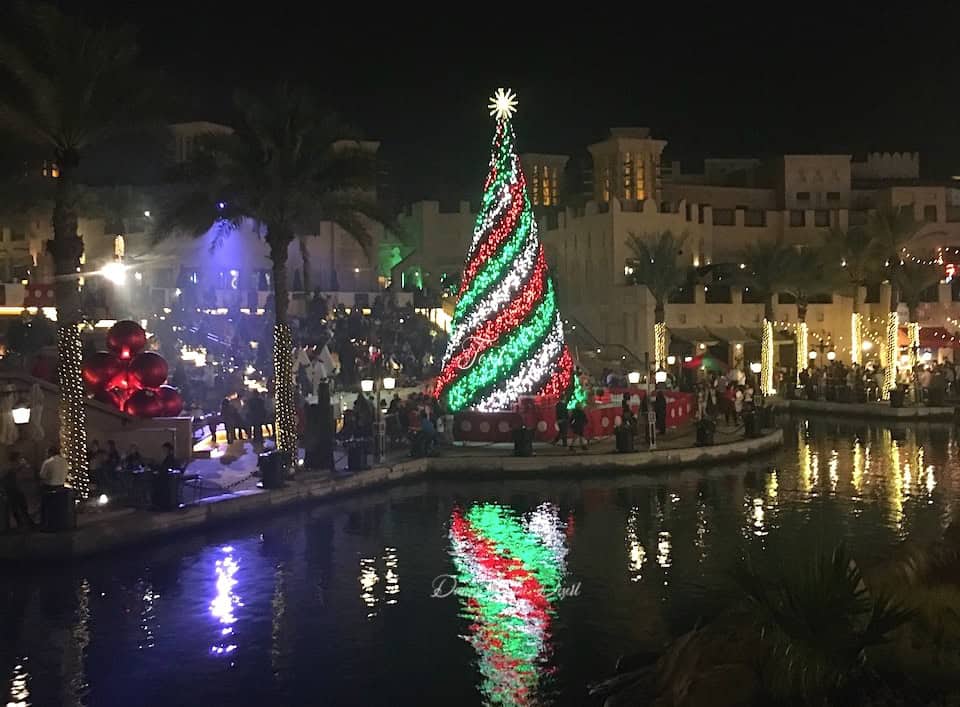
[
  {"left": 58, "top": 324, "right": 90, "bottom": 498},
  {"left": 435, "top": 89, "right": 580, "bottom": 413},
  {"left": 272, "top": 323, "right": 297, "bottom": 458}
]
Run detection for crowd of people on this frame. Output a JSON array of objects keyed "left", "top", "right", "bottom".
[{"left": 787, "top": 358, "right": 958, "bottom": 404}]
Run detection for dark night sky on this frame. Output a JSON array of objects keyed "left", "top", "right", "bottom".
[{"left": 40, "top": 2, "right": 960, "bottom": 201}]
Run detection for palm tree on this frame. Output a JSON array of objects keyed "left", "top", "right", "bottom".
[
  {"left": 863, "top": 207, "right": 923, "bottom": 396},
  {"left": 154, "top": 86, "right": 388, "bottom": 462},
  {"left": 896, "top": 255, "right": 944, "bottom": 400},
  {"left": 781, "top": 247, "right": 830, "bottom": 327},
  {"left": 738, "top": 241, "right": 795, "bottom": 323},
  {"left": 0, "top": 3, "right": 156, "bottom": 497},
  {"left": 780, "top": 247, "right": 832, "bottom": 381},
  {"left": 823, "top": 226, "right": 875, "bottom": 364},
  {"left": 625, "top": 230, "right": 689, "bottom": 368},
  {"left": 739, "top": 242, "right": 795, "bottom": 392}
]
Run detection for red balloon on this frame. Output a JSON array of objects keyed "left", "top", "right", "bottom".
[
  {"left": 93, "top": 389, "right": 123, "bottom": 410},
  {"left": 128, "top": 351, "right": 169, "bottom": 389},
  {"left": 124, "top": 388, "right": 164, "bottom": 418},
  {"left": 82, "top": 351, "right": 125, "bottom": 392},
  {"left": 155, "top": 385, "right": 183, "bottom": 416},
  {"left": 107, "top": 320, "right": 147, "bottom": 360}
]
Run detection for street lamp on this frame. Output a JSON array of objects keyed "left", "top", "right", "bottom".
[
  {"left": 827, "top": 351, "right": 836, "bottom": 362},
  {"left": 627, "top": 370, "right": 641, "bottom": 385},
  {"left": 382, "top": 376, "right": 396, "bottom": 390},
  {"left": 11, "top": 401, "right": 30, "bottom": 425},
  {"left": 808, "top": 350, "right": 818, "bottom": 361},
  {"left": 654, "top": 369, "right": 667, "bottom": 384},
  {"left": 100, "top": 261, "right": 128, "bottom": 285},
  {"left": 360, "top": 379, "right": 374, "bottom": 393},
  {"left": 666, "top": 355, "right": 676, "bottom": 366},
  {"left": 749, "top": 361, "right": 762, "bottom": 374}
]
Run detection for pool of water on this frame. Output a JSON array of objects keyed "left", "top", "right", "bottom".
[{"left": 2, "top": 417, "right": 958, "bottom": 706}]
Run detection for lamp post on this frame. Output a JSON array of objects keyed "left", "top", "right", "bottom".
[
  {"left": 361, "top": 373, "right": 396, "bottom": 464},
  {"left": 749, "top": 361, "right": 763, "bottom": 406}
]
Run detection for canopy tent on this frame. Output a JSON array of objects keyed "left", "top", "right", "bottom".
[
  {"left": 897, "top": 326, "right": 960, "bottom": 350},
  {"left": 682, "top": 354, "right": 728, "bottom": 371}
]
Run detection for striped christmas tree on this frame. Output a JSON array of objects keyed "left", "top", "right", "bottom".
[{"left": 435, "top": 89, "right": 582, "bottom": 413}]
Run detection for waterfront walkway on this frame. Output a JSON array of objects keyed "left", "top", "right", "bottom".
[
  {"left": 0, "top": 421, "right": 783, "bottom": 561},
  {"left": 773, "top": 397, "right": 956, "bottom": 420}
]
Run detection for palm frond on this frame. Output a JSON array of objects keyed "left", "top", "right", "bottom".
[{"left": 625, "top": 230, "right": 690, "bottom": 306}]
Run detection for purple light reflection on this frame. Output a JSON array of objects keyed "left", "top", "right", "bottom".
[{"left": 209, "top": 547, "right": 243, "bottom": 657}]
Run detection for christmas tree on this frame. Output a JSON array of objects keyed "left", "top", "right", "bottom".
[{"left": 435, "top": 89, "right": 580, "bottom": 413}]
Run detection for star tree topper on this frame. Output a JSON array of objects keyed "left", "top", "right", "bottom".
[{"left": 488, "top": 87, "right": 518, "bottom": 121}]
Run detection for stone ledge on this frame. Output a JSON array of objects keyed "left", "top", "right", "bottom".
[
  {"left": 0, "top": 430, "right": 783, "bottom": 562},
  {"left": 776, "top": 398, "right": 955, "bottom": 420}
]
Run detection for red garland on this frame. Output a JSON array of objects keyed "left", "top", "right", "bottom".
[
  {"left": 450, "top": 509, "right": 552, "bottom": 615},
  {"left": 435, "top": 253, "right": 548, "bottom": 397},
  {"left": 535, "top": 348, "right": 574, "bottom": 399},
  {"left": 460, "top": 180, "right": 527, "bottom": 295}
]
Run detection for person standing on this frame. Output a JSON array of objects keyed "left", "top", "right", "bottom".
[
  {"left": 220, "top": 395, "right": 237, "bottom": 444},
  {"left": 38, "top": 446, "right": 68, "bottom": 489},
  {"left": 553, "top": 397, "right": 569, "bottom": 447},
  {"left": 654, "top": 391, "right": 667, "bottom": 435},
  {"left": 569, "top": 403, "right": 588, "bottom": 451},
  {"left": 246, "top": 390, "right": 267, "bottom": 444},
  {"left": 2, "top": 451, "right": 34, "bottom": 529}
]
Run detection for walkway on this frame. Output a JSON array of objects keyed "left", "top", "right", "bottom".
[{"left": 0, "top": 421, "right": 783, "bottom": 561}]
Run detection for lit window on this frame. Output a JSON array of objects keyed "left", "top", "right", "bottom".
[
  {"left": 623, "top": 152, "right": 633, "bottom": 199},
  {"left": 636, "top": 158, "right": 646, "bottom": 200}
]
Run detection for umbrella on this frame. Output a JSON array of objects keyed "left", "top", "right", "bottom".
[
  {"left": 27, "top": 383, "right": 44, "bottom": 441},
  {"left": 0, "top": 390, "right": 16, "bottom": 446},
  {"left": 682, "top": 354, "right": 727, "bottom": 372}
]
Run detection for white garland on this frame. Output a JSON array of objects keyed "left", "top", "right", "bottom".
[
  {"left": 445, "top": 227, "right": 539, "bottom": 364},
  {"left": 474, "top": 315, "right": 564, "bottom": 412}
]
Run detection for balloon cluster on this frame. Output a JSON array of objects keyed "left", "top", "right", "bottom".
[{"left": 82, "top": 320, "right": 183, "bottom": 417}]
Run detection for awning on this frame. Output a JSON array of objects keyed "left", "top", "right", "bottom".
[
  {"left": 898, "top": 326, "right": 960, "bottom": 349},
  {"left": 668, "top": 326, "right": 715, "bottom": 344},
  {"left": 738, "top": 326, "right": 794, "bottom": 343},
  {"left": 706, "top": 326, "right": 756, "bottom": 342}
]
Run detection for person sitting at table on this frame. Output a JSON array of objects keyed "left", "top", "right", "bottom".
[
  {"left": 158, "top": 442, "right": 178, "bottom": 472},
  {"left": 123, "top": 443, "right": 144, "bottom": 472}
]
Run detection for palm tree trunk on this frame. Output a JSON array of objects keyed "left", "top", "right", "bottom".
[
  {"left": 653, "top": 300, "right": 666, "bottom": 370},
  {"left": 795, "top": 301, "right": 808, "bottom": 387},
  {"left": 851, "top": 284, "right": 862, "bottom": 365},
  {"left": 268, "top": 229, "right": 297, "bottom": 458},
  {"left": 51, "top": 159, "right": 90, "bottom": 498},
  {"left": 883, "top": 276, "right": 900, "bottom": 399},
  {"left": 761, "top": 295, "right": 775, "bottom": 396},
  {"left": 299, "top": 236, "right": 311, "bottom": 293}
]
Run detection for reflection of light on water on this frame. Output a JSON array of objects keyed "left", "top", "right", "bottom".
[
  {"left": 695, "top": 497, "right": 708, "bottom": 562},
  {"left": 798, "top": 440, "right": 812, "bottom": 493},
  {"left": 811, "top": 452, "right": 820, "bottom": 488},
  {"left": 138, "top": 582, "right": 158, "bottom": 650},
  {"left": 828, "top": 449, "right": 839, "bottom": 492},
  {"left": 852, "top": 441, "right": 864, "bottom": 496},
  {"left": 657, "top": 531, "right": 672, "bottom": 570},
  {"left": 271, "top": 567, "right": 287, "bottom": 672},
  {"left": 6, "top": 658, "right": 29, "bottom": 707},
  {"left": 359, "top": 558, "right": 379, "bottom": 618},
  {"left": 209, "top": 547, "right": 242, "bottom": 656},
  {"left": 68, "top": 578, "right": 90, "bottom": 702},
  {"left": 766, "top": 471, "right": 779, "bottom": 500},
  {"left": 751, "top": 498, "right": 766, "bottom": 537},
  {"left": 448, "top": 503, "right": 564, "bottom": 705},
  {"left": 887, "top": 434, "right": 904, "bottom": 531},
  {"left": 525, "top": 503, "right": 569, "bottom": 573},
  {"left": 626, "top": 507, "right": 646, "bottom": 581},
  {"left": 384, "top": 547, "right": 399, "bottom": 605},
  {"left": 926, "top": 465, "right": 937, "bottom": 497}
]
